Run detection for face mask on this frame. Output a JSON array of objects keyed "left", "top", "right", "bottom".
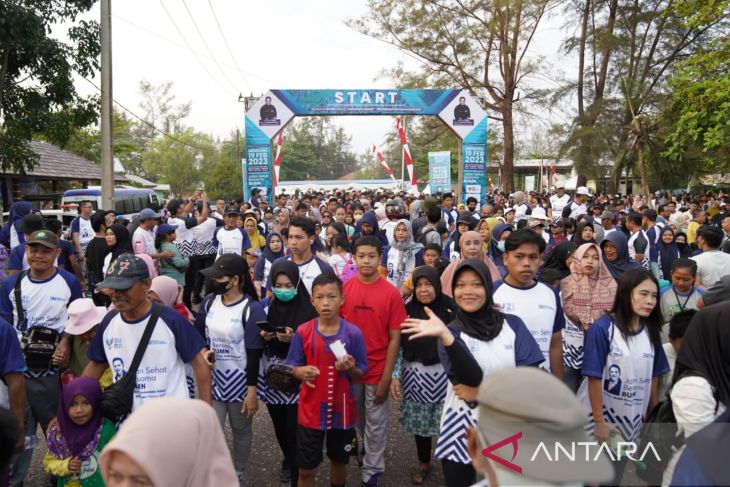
[
  {"left": 210, "top": 280, "right": 232, "bottom": 295},
  {"left": 272, "top": 287, "right": 297, "bottom": 302},
  {"left": 497, "top": 241, "right": 506, "bottom": 252}
]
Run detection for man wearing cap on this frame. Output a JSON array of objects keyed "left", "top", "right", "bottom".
[
  {"left": 561, "top": 187, "right": 591, "bottom": 221},
  {"left": 549, "top": 186, "right": 570, "bottom": 222},
  {"left": 465, "top": 367, "right": 614, "bottom": 487},
  {"left": 83, "top": 253, "right": 211, "bottom": 411},
  {"left": 133, "top": 208, "right": 174, "bottom": 262},
  {"left": 600, "top": 210, "right": 617, "bottom": 236},
  {"left": 0, "top": 230, "right": 83, "bottom": 484},
  {"left": 6, "top": 213, "right": 55, "bottom": 275},
  {"left": 166, "top": 191, "right": 208, "bottom": 309},
  {"left": 212, "top": 206, "right": 252, "bottom": 260}
]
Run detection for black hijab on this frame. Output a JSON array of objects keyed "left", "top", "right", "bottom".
[
  {"left": 404, "top": 266, "right": 456, "bottom": 365},
  {"left": 266, "top": 260, "right": 318, "bottom": 357},
  {"left": 672, "top": 302, "right": 730, "bottom": 408},
  {"left": 571, "top": 221, "right": 597, "bottom": 246},
  {"left": 450, "top": 259, "right": 504, "bottom": 342},
  {"left": 539, "top": 241, "right": 577, "bottom": 285},
  {"left": 600, "top": 230, "right": 641, "bottom": 281},
  {"left": 108, "top": 224, "right": 133, "bottom": 260}
]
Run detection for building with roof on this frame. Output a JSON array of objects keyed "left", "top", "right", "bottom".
[{"left": 0, "top": 140, "right": 126, "bottom": 209}]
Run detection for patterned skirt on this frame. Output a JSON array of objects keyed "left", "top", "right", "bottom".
[{"left": 398, "top": 361, "right": 447, "bottom": 437}]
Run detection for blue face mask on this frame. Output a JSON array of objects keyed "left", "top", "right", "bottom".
[{"left": 497, "top": 241, "right": 506, "bottom": 252}]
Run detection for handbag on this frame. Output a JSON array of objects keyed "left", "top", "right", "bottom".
[
  {"left": 266, "top": 362, "right": 301, "bottom": 394},
  {"left": 101, "top": 303, "right": 161, "bottom": 421}
]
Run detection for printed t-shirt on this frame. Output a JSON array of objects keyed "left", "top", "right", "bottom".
[
  {"left": 0, "top": 319, "right": 25, "bottom": 408},
  {"left": 132, "top": 227, "right": 156, "bottom": 256},
  {"left": 71, "top": 216, "right": 94, "bottom": 253},
  {"left": 492, "top": 280, "right": 564, "bottom": 372},
  {"left": 265, "top": 255, "right": 334, "bottom": 295},
  {"left": 434, "top": 316, "right": 543, "bottom": 464},
  {"left": 628, "top": 230, "right": 648, "bottom": 260},
  {"left": 212, "top": 227, "right": 252, "bottom": 259},
  {"left": 202, "top": 295, "right": 265, "bottom": 402},
  {"left": 192, "top": 217, "right": 218, "bottom": 255},
  {"left": 87, "top": 305, "right": 206, "bottom": 411},
  {"left": 659, "top": 286, "right": 703, "bottom": 325},
  {"left": 381, "top": 246, "right": 423, "bottom": 288},
  {"left": 580, "top": 315, "right": 669, "bottom": 442},
  {"left": 691, "top": 250, "right": 730, "bottom": 289},
  {"left": 550, "top": 194, "right": 571, "bottom": 220},
  {"left": 287, "top": 318, "right": 368, "bottom": 430},
  {"left": 340, "top": 276, "right": 406, "bottom": 384},
  {"left": 167, "top": 216, "right": 198, "bottom": 258}
]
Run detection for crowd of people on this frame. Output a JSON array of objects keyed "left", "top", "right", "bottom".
[{"left": 0, "top": 184, "right": 729, "bottom": 487}]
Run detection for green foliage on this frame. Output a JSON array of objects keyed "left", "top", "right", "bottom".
[
  {"left": 0, "top": 0, "right": 99, "bottom": 172},
  {"left": 202, "top": 136, "right": 244, "bottom": 199}
]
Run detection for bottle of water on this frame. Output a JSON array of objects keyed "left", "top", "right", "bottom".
[{"left": 24, "top": 434, "right": 38, "bottom": 450}]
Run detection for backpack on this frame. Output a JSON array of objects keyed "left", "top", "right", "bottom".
[
  {"left": 415, "top": 227, "right": 437, "bottom": 247},
  {"left": 204, "top": 294, "right": 251, "bottom": 323}
]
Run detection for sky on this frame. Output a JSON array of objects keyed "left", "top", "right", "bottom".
[{"left": 71, "top": 0, "right": 570, "bottom": 159}]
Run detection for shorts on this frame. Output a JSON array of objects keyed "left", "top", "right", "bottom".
[{"left": 296, "top": 425, "right": 356, "bottom": 470}]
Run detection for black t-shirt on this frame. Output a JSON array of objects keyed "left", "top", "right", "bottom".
[{"left": 86, "top": 236, "right": 109, "bottom": 284}]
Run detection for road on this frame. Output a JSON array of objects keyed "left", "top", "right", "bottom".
[{"left": 23, "top": 398, "right": 444, "bottom": 487}]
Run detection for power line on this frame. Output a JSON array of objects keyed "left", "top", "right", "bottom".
[
  {"left": 157, "top": 0, "right": 236, "bottom": 97},
  {"left": 180, "top": 0, "right": 240, "bottom": 94},
  {"left": 206, "top": 0, "right": 252, "bottom": 91},
  {"left": 80, "top": 75, "right": 209, "bottom": 152}
]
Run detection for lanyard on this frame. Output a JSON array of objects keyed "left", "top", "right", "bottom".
[{"left": 672, "top": 287, "right": 693, "bottom": 311}]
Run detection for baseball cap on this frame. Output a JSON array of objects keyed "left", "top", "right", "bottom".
[
  {"left": 96, "top": 253, "right": 151, "bottom": 290},
  {"left": 26, "top": 230, "right": 58, "bottom": 249},
  {"left": 156, "top": 223, "right": 178, "bottom": 235},
  {"left": 475, "top": 367, "right": 613, "bottom": 484},
  {"left": 200, "top": 254, "right": 247, "bottom": 279},
  {"left": 64, "top": 298, "right": 108, "bottom": 335},
  {"left": 19, "top": 214, "right": 44, "bottom": 235},
  {"left": 225, "top": 205, "right": 241, "bottom": 216},
  {"left": 599, "top": 211, "right": 615, "bottom": 221},
  {"left": 139, "top": 208, "right": 162, "bottom": 220},
  {"left": 576, "top": 186, "right": 591, "bottom": 196}
]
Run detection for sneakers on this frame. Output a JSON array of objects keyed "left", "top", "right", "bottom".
[
  {"left": 362, "top": 473, "right": 381, "bottom": 487},
  {"left": 236, "top": 470, "right": 245, "bottom": 487}
]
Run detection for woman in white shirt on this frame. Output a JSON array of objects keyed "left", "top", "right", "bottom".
[{"left": 663, "top": 302, "right": 729, "bottom": 484}]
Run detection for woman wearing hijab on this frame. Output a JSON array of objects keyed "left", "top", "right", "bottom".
[
  {"left": 391, "top": 266, "right": 456, "bottom": 485},
  {"left": 441, "top": 231, "right": 501, "bottom": 297},
  {"left": 663, "top": 302, "right": 730, "bottom": 484},
  {"left": 443, "top": 212, "right": 474, "bottom": 262},
  {"left": 271, "top": 208, "right": 290, "bottom": 235},
  {"left": 539, "top": 241, "right": 577, "bottom": 287},
  {"left": 600, "top": 230, "right": 641, "bottom": 281},
  {"left": 100, "top": 397, "right": 239, "bottom": 487},
  {"left": 149, "top": 275, "right": 189, "bottom": 320},
  {"left": 401, "top": 259, "right": 543, "bottom": 487},
  {"left": 487, "top": 223, "right": 512, "bottom": 279},
  {"left": 243, "top": 216, "right": 265, "bottom": 251},
  {"left": 253, "top": 232, "right": 285, "bottom": 299},
  {"left": 560, "top": 243, "right": 617, "bottom": 393},
  {"left": 44, "top": 377, "right": 115, "bottom": 486},
  {"left": 649, "top": 227, "right": 681, "bottom": 280},
  {"left": 674, "top": 231, "right": 694, "bottom": 258},
  {"left": 380, "top": 219, "right": 424, "bottom": 297},
  {"left": 0, "top": 201, "right": 33, "bottom": 250},
  {"left": 102, "top": 224, "right": 133, "bottom": 275},
  {"left": 571, "top": 221, "right": 597, "bottom": 246},
  {"left": 261, "top": 260, "right": 319, "bottom": 486},
  {"left": 353, "top": 211, "right": 388, "bottom": 247},
  {"left": 511, "top": 191, "right": 530, "bottom": 222}
]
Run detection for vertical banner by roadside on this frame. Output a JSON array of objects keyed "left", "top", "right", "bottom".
[
  {"left": 428, "top": 151, "right": 451, "bottom": 194},
  {"left": 462, "top": 144, "right": 487, "bottom": 204}
]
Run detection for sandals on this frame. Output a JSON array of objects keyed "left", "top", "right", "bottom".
[{"left": 410, "top": 464, "right": 430, "bottom": 485}]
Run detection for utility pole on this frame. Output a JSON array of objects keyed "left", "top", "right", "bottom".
[{"left": 100, "top": 0, "right": 114, "bottom": 210}]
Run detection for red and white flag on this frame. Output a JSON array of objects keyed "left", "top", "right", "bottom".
[
  {"left": 395, "top": 117, "right": 416, "bottom": 185},
  {"left": 551, "top": 161, "right": 558, "bottom": 188},
  {"left": 372, "top": 144, "right": 396, "bottom": 181},
  {"left": 273, "top": 131, "right": 283, "bottom": 187}
]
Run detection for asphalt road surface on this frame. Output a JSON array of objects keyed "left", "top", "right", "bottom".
[{"left": 23, "top": 398, "right": 445, "bottom": 487}]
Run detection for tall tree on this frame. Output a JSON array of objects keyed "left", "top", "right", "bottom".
[
  {"left": 0, "top": 0, "right": 99, "bottom": 172},
  {"left": 142, "top": 129, "right": 216, "bottom": 195},
  {"left": 350, "top": 0, "right": 555, "bottom": 192}
]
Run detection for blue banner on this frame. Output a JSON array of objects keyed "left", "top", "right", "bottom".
[
  {"left": 462, "top": 143, "right": 487, "bottom": 205},
  {"left": 428, "top": 151, "right": 451, "bottom": 193},
  {"left": 245, "top": 145, "right": 271, "bottom": 198}
]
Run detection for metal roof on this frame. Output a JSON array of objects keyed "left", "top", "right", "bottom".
[{"left": 0, "top": 141, "right": 126, "bottom": 181}]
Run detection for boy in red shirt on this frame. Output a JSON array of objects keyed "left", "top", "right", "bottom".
[
  {"left": 288, "top": 273, "right": 368, "bottom": 487},
  {"left": 341, "top": 235, "right": 406, "bottom": 486}
]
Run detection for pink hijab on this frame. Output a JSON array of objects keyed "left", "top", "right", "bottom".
[
  {"left": 136, "top": 254, "right": 158, "bottom": 279},
  {"left": 561, "top": 243, "right": 617, "bottom": 330},
  {"left": 100, "top": 398, "right": 238, "bottom": 487},
  {"left": 149, "top": 276, "right": 179, "bottom": 307},
  {"left": 441, "top": 231, "right": 501, "bottom": 297}
]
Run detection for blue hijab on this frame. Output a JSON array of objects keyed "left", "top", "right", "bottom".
[
  {"left": 262, "top": 232, "right": 284, "bottom": 263},
  {"left": 600, "top": 230, "right": 641, "bottom": 281},
  {"left": 487, "top": 223, "right": 512, "bottom": 278},
  {"left": 0, "top": 201, "right": 33, "bottom": 248},
  {"left": 649, "top": 227, "right": 680, "bottom": 280},
  {"left": 353, "top": 211, "right": 388, "bottom": 246}
]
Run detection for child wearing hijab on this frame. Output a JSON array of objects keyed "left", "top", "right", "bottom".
[
  {"left": 99, "top": 398, "right": 238, "bottom": 487},
  {"left": 380, "top": 219, "right": 424, "bottom": 297},
  {"left": 254, "top": 232, "right": 285, "bottom": 299},
  {"left": 149, "top": 275, "right": 189, "bottom": 320},
  {"left": 44, "top": 377, "right": 115, "bottom": 486},
  {"left": 391, "top": 266, "right": 455, "bottom": 485},
  {"left": 560, "top": 243, "right": 617, "bottom": 393}
]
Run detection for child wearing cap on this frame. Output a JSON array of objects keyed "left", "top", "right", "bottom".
[{"left": 155, "top": 223, "right": 188, "bottom": 287}]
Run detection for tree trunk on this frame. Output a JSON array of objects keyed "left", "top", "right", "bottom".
[
  {"left": 638, "top": 148, "right": 651, "bottom": 199},
  {"left": 502, "top": 106, "right": 515, "bottom": 193}
]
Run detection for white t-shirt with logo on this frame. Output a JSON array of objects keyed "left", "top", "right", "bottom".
[
  {"left": 492, "top": 280, "right": 565, "bottom": 372},
  {"left": 71, "top": 216, "right": 94, "bottom": 253},
  {"left": 88, "top": 305, "right": 205, "bottom": 412},
  {"left": 550, "top": 194, "right": 571, "bottom": 219},
  {"left": 192, "top": 218, "right": 218, "bottom": 255},
  {"left": 203, "top": 295, "right": 265, "bottom": 402},
  {"left": 132, "top": 227, "right": 156, "bottom": 256},
  {"left": 213, "top": 227, "right": 250, "bottom": 259},
  {"left": 167, "top": 216, "right": 198, "bottom": 257},
  {"left": 265, "top": 255, "right": 334, "bottom": 295}
]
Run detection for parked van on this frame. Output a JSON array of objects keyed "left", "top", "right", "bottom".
[{"left": 61, "top": 187, "right": 161, "bottom": 221}]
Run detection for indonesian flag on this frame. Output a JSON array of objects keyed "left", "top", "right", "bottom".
[
  {"left": 273, "top": 131, "right": 283, "bottom": 187},
  {"left": 372, "top": 144, "right": 396, "bottom": 180},
  {"left": 395, "top": 117, "right": 416, "bottom": 185},
  {"left": 551, "top": 161, "right": 558, "bottom": 187}
]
